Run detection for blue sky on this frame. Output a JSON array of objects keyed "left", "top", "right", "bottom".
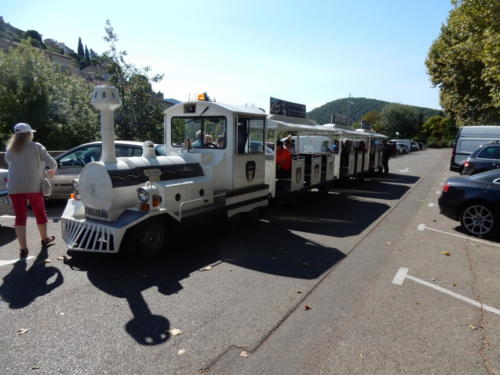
[{"left": 1, "top": 0, "right": 452, "bottom": 111}]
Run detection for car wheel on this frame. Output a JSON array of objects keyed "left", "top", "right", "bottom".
[{"left": 460, "top": 203, "right": 498, "bottom": 237}]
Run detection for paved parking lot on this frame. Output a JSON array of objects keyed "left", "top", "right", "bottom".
[{"left": 0, "top": 148, "right": 498, "bottom": 375}]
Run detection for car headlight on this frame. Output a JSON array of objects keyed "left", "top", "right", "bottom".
[{"left": 137, "top": 188, "right": 150, "bottom": 203}]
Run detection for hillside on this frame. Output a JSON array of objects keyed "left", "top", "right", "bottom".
[{"left": 307, "top": 97, "right": 442, "bottom": 125}]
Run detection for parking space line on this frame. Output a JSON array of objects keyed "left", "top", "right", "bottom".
[
  {"left": 417, "top": 224, "right": 500, "bottom": 248},
  {"left": 392, "top": 267, "right": 500, "bottom": 316},
  {"left": 1, "top": 215, "right": 60, "bottom": 221},
  {"left": 0, "top": 257, "right": 35, "bottom": 267}
]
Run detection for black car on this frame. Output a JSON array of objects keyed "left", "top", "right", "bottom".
[
  {"left": 439, "top": 169, "right": 500, "bottom": 237},
  {"left": 461, "top": 142, "right": 500, "bottom": 176}
]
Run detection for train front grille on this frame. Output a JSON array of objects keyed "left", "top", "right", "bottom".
[{"left": 62, "top": 218, "right": 116, "bottom": 252}]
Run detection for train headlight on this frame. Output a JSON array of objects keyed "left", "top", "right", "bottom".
[
  {"left": 137, "top": 188, "right": 150, "bottom": 203},
  {"left": 70, "top": 179, "right": 80, "bottom": 200}
]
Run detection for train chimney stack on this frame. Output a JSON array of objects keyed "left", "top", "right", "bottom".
[{"left": 91, "top": 85, "right": 121, "bottom": 164}]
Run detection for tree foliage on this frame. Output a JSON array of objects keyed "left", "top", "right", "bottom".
[
  {"left": 0, "top": 40, "right": 99, "bottom": 150},
  {"left": 101, "top": 20, "right": 165, "bottom": 142},
  {"left": 77, "top": 37, "right": 84, "bottom": 59},
  {"left": 378, "top": 104, "right": 420, "bottom": 139},
  {"left": 426, "top": 0, "right": 500, "bottom": 125},
  {"left": 421, "top": 115, "right": 458, "bottom": 139}
]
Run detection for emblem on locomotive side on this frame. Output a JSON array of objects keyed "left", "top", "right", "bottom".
[
  {"left": 246, "top": 161, "right": 256, "bottom": 182},
  {"left": 313, "top": 164, "right": 320, "bottom": 180}
]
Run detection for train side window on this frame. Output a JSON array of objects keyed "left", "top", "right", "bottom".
[{"left": 237, "top": 117, "right": 265, "bottom": 154}]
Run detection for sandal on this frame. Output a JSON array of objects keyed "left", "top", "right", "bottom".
[
  {"left": 20, "top": 248, "right": 29, "bottom": 257},
  {"left": 41, "top": 235, "right": 56, "bottom": 247}
]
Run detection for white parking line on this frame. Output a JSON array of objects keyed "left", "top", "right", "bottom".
[
  {"left": 417, "top": 224, "right": 500, "bottom": 248},
  {"left": 428, "top": 203, "right": 436, "bottom": 207},
  {"left": 1, "top": 215, "right": 60, "bottom": 221},
  {"left": 399, "top": 168, "right": 410, "bottom": 173},
  {"left": 0, "top": 256, "right": 35, "bottom": 267},
  {"left": 392, "top": 267, "right": 500, "bottom": 316}
]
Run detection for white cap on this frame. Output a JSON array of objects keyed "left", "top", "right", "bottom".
[{"left": 14, "top": 123, "right": 36, "bottom": 134}]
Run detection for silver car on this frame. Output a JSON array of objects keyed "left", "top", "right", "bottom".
[
  {"left": 51, "top": 141, "right": 166, "bottom": 199},
  {"left": 0, "top": 168, "right": 13, "bottom": 216}
]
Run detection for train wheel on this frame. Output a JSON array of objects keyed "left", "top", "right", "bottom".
[{"left": 123, "top": 218, "right": 166, "bottom": 257}]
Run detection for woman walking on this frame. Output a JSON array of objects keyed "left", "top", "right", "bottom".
[{"left": 4, "top": 123, "right": 57, "bottom": 257}]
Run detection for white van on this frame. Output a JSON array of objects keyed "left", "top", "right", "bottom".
[{"left": 450, "top": 126, "right": 500, "bottom": 172}]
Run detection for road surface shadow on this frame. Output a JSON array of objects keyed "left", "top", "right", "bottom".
[
  {"left": 64, "top": 220, "right": 345, "bottom": 346},
  {"left": 0, "top": 246, "right": 64, "bottom": 309},
  {"left": 0, "top": 225, "right": 16, "bottom": 246}
]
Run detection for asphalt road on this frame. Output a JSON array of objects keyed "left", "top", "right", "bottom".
[{"left": 0, "top": 149, "right": 498, "bottom": 375}]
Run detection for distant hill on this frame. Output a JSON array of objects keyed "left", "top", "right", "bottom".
[{"left": 307, "top": 97, "right": 442, "bottom": 125}]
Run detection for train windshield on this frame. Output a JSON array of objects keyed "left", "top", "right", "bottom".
[{"left": 171, "top": 116, "right": 226, "bottom": 149}]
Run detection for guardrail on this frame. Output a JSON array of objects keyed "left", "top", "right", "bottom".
[{"left": 0, "top": 151, "right": 64, "bottom": 169}]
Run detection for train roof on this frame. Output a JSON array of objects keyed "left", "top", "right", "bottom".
[
  {"left": 356, "top": 128, "right": 388, "bottom": 139},
  {"left": 322, "top": 123, "right": 360, "bottom": 136},
  {"left": 164, "top": 101, "right": 267, "bottom": 117}
]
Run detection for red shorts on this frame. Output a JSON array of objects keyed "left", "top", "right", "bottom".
[{"left": 9, "top": 193, "right": 47, "bottom": 226}]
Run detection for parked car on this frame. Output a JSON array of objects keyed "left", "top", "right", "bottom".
[
  {"left": 0, "top": 168, "right": 13, "bottom": 217},
  {"left": 392, "top": 139, "right": 412, "bottom": 153},
  {"left": 411, "top": 141, "right": 420, "bottom": 151},
  {"left": 51, "top": 141, "right": 165, "bottom": 199},
  {"left": 450, "top": 125, "right": 500, "bottom": 172},
  {"left": 461, "top": 142, "right": 500, "bottom": 176},
  {"left": 394, "top": 143, "right": 409, "bottom": 154},
  {"left": 439, "top": 169, "right": 500, "bottom": 237},
  {"left": 417, "top": 141, "right": 426, "bottom": 150}
]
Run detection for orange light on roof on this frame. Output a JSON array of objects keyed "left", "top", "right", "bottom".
[{"left": 197, "top": 93, "right": 206, "bottom": 101}]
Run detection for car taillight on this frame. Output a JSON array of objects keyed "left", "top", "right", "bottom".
[
  {"left": 442, "top": 183, "right": 450, "bottom": 193},
  {"left": 464, "top": 161, "right": 470, "bottom": 168}
]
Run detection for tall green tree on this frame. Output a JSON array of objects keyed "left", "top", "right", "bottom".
[
  {"left": 426, "top": 0, "right": 500, "bottom": 125},
  {"left": 77, "top": 37, "right": 84, "bottom": 59},
  {"left": 84, "top": 45, "right": 90, "bottom": 66},
  {"left": 101, "top": 20, "right": 165, "bottom": 142},
  {"left": 378, "top": 104, "right": 420, "bottom": 139},
  {"left": 0, "top": 40, "right": 99, "bottom": 149}
]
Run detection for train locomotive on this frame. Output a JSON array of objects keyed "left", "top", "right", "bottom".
[{"left": 61, "top": 86, "right": 386, "bottom": 255}]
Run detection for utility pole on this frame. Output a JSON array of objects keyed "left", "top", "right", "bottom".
[{"left": 347, "top": 93, "right": 353, "bottom": 127}]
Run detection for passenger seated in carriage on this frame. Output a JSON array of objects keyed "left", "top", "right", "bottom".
[{"left": 276, "top": 140, "right": 292, "bottom": 178}]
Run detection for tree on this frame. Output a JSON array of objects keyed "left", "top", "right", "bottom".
[
  {"left": 426, "top": 0, "right": 500, "bottom": 125},
  {"left": 378, "top": 104, "right": 420, "bottom": 139},
  {"left": 0, "top": 40, "right": 99, "bottom": 149},
  {"left": 84, "top": 45, "right": 90, "bottom": 66},
  {"left": 77, "top": 37, "right": 84, "bottom": 59},
  {"left": 421, "top": 115, "right": 458, "bottom": 140},
  {"left": 101, "top": 20, "right": 165, "bottom": 142},
  {"left": 25, "top": 30, "right": 46, "bottom": 49},
  {"left": 361, "top": 110, "right": 383, "bottom": 132}
]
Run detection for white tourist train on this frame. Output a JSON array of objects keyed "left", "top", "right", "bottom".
[{"left": 61, "top": 86, "right": 387, "bottom": 255}]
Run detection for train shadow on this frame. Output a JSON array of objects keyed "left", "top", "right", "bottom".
[
  {"left": 270, "top": 175, "right": 416, "bottom": 238},
  {"left": 0, "top": 225, "right": 16, "bottom": 246},
  {"left": 65, "top": 220, "right": 345, "bottom": 346}
]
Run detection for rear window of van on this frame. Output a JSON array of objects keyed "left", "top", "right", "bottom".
[{"left": 456, "top": 139, "right": 491, "bottom": 153}]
